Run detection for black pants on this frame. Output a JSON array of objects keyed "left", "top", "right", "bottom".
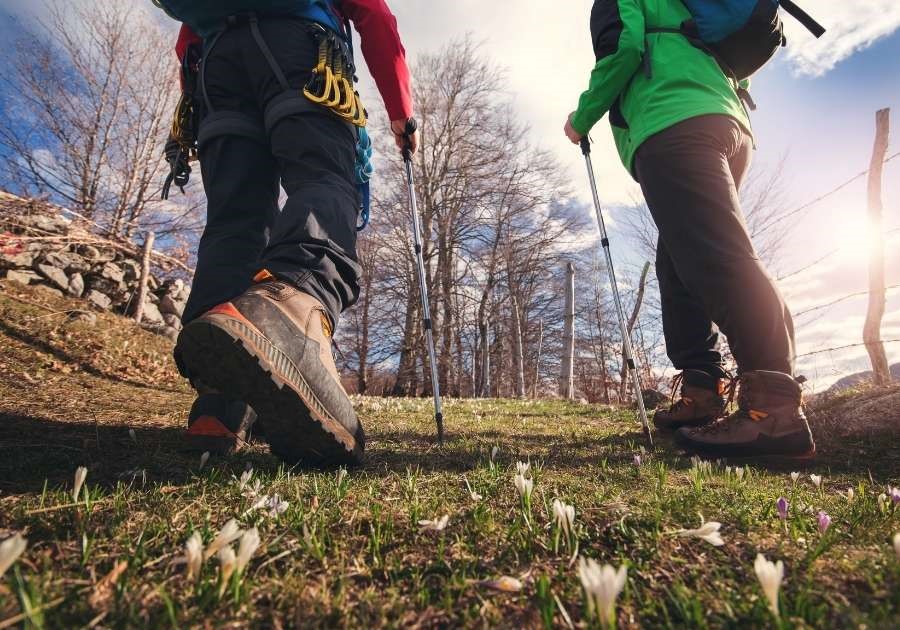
[
  {"left": 634, "top": 114, "right": 795, "bottom": 377},
  {"left": 181, "top": 17, "right": 361, "bottom": 328}
]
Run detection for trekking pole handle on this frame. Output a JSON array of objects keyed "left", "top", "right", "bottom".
[
  {"left": 580, "top": 136, "right": 591, "bottom": 156},
  {"left": 402, "top": 117, "right": 417, "bottom": 162}
]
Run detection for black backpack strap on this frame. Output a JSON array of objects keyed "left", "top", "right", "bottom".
[{"left": 779, "top": 0, "right": 825, "bottom": 38}]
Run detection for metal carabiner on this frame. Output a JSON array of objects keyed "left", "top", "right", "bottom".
[{"left": 303, "top": 65, "right": 335, "bottom": 104}]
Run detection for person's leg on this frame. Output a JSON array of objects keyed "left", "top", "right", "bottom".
[
  {"left": 250, "top": 17, "right": 361, "bottom": 328},
  {"left": 634, "top": 115, "right": 794, "bottom": 375},
  {"left": 655, "top": 237, "right": 725, "bottom": 376},
  {"left": 181, "top": 29, "right": 280, "bottom": 326},
  {"left": 176, "top": 18, "right": 365, "bottom": 466},
  {"left": 652, "top": 237, "right": 730, "bottom": 430}
]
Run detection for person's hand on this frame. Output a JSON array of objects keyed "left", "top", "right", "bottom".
[
  {"left": 391, "top": 118, "right": 419, "bottom": 154},
  {"left": 564, "top": 112, "right": 583, "bottom": 145}
]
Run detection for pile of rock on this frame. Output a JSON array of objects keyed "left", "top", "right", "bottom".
[{"left": 0, "top": 192, "right": 189, "bottom": 341}]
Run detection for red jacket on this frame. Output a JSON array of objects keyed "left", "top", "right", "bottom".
[{"left": 175, "top": 0, "right": 413, "bottom": 121}]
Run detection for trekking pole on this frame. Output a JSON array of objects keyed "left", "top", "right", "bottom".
[
  {"left": 402, "top": 118, "right": 445, "bottom": 446},
  {"left": 579, "top": 137, "right": 653, "bottom": 448}
]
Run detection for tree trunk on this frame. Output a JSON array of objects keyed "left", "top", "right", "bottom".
[
  {"left": 392, "top": 284, "right": 419, "bottom": 396},
  {"left": 510, "top": 290, "right": 526, "bottom": 398},
  {"left": 560, "top": 262, "right": 575, "bottom": 399},
  {"left": 533, "top": 318, "right": 543, "bottom": 397},
  {"left": 619, "top": 262, "right": 650, "bottom": 402},
  {"left": 864, "top": 108, "right": 892, "bottom": 386},
  {"left": 132, "top": 231, "right": 154, "bottom": 324}
]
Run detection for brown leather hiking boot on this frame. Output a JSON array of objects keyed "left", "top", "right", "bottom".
[
  {"left": 675, "top": 370, "right": 816, "bottom": 461},
  {"left": 653, "top": 369, "right": 729, "bottom": 430},
  {"left": 184, "top": 389, "right": 259, "bottom": 454},
  {"left": 175, "top": 276, "right": 364, "bottom": 466}
]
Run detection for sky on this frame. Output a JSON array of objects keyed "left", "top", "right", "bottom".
[{"left": 1, "top": 0, "right": 898, "bottom": 391}]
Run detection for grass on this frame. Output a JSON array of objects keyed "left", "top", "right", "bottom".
[{"left": 1, "top": 280, "right": 899, "bottom": 628}]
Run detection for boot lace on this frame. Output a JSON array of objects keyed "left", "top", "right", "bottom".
[{"left": 691, "top": 376, "right": 745, "bottom": 435}]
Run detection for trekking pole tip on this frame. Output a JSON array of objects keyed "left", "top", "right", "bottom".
[{"left": 579, "top": 136, "right": 591, "bottom": 156}]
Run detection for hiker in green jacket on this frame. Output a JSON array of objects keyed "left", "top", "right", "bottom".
[{"left": 565, "top": 0, "right": 816, "bottom": 461}]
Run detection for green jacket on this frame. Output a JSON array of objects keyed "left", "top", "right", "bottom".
[{"left": 571, "top": 0, "right": 751, "bottom": 176}]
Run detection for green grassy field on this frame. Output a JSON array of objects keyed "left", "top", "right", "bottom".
[{"left": 1, "top": 281, "right": 899, "bottom": 628}]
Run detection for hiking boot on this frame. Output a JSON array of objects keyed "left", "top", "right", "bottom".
[
  {"left": 675, "top": 370, "right": 816, "bottom": 461},
  {"left": 175, "top": 275, "right": 365, "bottom": 466},
  {"left": 185, "top": 391, "right": 258, "bottom": 454},
  {"left": 653, "top": 369, "right": 729, "bottom": 430}
]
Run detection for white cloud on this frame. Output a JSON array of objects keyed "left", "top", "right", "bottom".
[{"left": 782, "top": 2, "right": 900, "bottom": 76}]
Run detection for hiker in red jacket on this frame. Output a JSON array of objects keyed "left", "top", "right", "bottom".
[{"left": 154, "top": 0, "right": 417, "bottom": 465}]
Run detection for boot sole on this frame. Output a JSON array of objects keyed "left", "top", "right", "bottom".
[
  {"left": 675, "top": 431, "right": 817, "bottom": 466},
  {"left": 183, "top": 415, "right": 244, "bottom": 455},
  {"left": 177, "top": 309, "right": 363, "bottom": 467}
]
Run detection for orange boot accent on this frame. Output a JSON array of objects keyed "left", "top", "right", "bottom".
[{"left": 186, "top": 415, "right": 237, "bottom": 438}]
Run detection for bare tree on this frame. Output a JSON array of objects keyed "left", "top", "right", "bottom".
[{"left": 0, "top": 1, "right": 202, "bottom": 242}]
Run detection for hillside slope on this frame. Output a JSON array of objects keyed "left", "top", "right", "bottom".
[{"left": 1, "top": 280, "right": 898, "bottom": 627}]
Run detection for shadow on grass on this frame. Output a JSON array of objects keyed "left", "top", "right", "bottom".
[{"left": 0, "top": 318, "right": 182, "bottom": 393}]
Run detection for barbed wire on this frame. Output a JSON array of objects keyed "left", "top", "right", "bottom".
[
  {"left": 757, "top": 150, "right": 899, "bottom": 237},
  {"left": 795, "top": 284, "right": 900, "bottom": 317},
  {"left": 797, "top": 339, "right": 900, "bottom": 359}
]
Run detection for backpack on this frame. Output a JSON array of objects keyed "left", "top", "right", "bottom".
[
  {"left": 152, "top": 0, "right": 342, "bottom": 37},
  {"left": 649, "top": 0, "right": 825, "bottom": 80}
]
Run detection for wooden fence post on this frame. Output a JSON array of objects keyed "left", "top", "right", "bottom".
[
  {"left": 133, "top": 231, "right": 155, "bottom": 324},
  {"left": 864, "top": 108, "right": 891, "bottom": 385},
  {"left": 560, "top": 262, "right": 575, "bottom": 399}
]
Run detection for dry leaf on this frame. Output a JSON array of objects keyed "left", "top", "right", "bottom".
[
  {"left": 477, "top": 576, "right": 523, "bottom": 592},
  {"left": 89, "top": 560, "right": 128, "bottom": 610}
]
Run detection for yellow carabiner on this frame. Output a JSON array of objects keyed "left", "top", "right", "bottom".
[
  {"left": 337, "top": 77, "right": 357, "bottom": 116},
  {"left": 351, "top": 92, "right": 368, "bottom": 127},
  {"left": 303, "top": 65, "right": 335, "bottom": 104}
]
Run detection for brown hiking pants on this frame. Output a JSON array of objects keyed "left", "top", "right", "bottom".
[{"left": 634, "top": 114, "right": 795, "bottom": 377}]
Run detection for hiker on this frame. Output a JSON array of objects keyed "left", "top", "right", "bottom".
[
  {"left": 564, "top": 0, "right": 821, "bottom": 460},
  {"left": 154, "top": 0, "right": 417, "bottom": 465}
]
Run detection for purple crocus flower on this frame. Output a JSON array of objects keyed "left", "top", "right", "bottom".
[
  {"left": 890, "top": 487, "right": 900, "bottom": 504},
  {"left": 817, "top": 511, "right": 832, "bottom": 533},
  {"left": 633, "top": 454, "right": 642, "bottom": 467},
  {"left": 776, "top": 497, "right": 789, "bottom": 520}
]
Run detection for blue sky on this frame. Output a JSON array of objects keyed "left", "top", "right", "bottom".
[{"left": 1, "top": 0, "right": 897, "bottom": 389}]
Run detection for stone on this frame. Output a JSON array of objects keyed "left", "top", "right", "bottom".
[
  {"left": 35, "top": 284, "right": 64, "bottom": 299},
  {"left": 43, "top": 250, "right": 89, "bottom": 273},
  {"left": 163, "top": 313, "right": 182, "bottom": 330},
  {"left": 159, "top": 293, "right": 186, "bottom": 317},
  {"left": 86, "top": 289, "right": 112, "bottom": 310},
  {"left": 5, "top": 269, "right": 41, "bottom": 285},
  {"left": 161, "top": 325, "right": 179, "bottom": 342},
  {"left": 35, "top": 263, "right": 70, "bottom": 291},
  {"left": 148, "top": 275, "right": 160, "bottom": 291},
  {"left": 139, "top": 300, "right": 165, "bottom": 325},
  {"left": 77, "top": 245, "right": 105, "bottom": 263},
  {"left": 121, "top": 259, "right": 141, "bottom": 281},
  {"left": 19, "top": 213, "right": 69, "bottom": 234},
  {"left": 67, "top": 310, "right": 97, "bottom": 326},
  {"left": 99, "top": 262, "right": 125, "bottom": 284},
  {"left": 67, "top": 273, "right": 85, "bottom": 297},
  {"left": 0, "top": 250, "right": 37, "bottom": 268},
  {"left": 86, "top": 276, "right": 128, "bottom": 301}
]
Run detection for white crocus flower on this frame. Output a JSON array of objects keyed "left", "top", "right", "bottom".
[
  {"left": 514, "top": 473, "right": 533, "bottom": 501},
  {"left": 552, "top": 499, "right": 576, "bottom": 538},
  {"left": 184, "top": 532, "right": 203, "bottom": 581},
  {"left": 199, "top": 451, "right": 210, "bottom": 471},
  {"left": 73, "top": 466, "right": 88, "bottom": 503},
  {"left": 236, "top": 527, "right": 260, "bottom": 574},
  {"left": 893, "top": 533, "right": 900, "bottom": 560},
  {"left": 419, "top": 515, "right": 450, "bottom": 533},
  {"left": 204, "top": 519, "right": 243, "bottom": 561},
  {"left": 237, "top": 469, "right": 253, "bottom": 492},
  {"left": 266, "top": 494, "right": 289, "bottom": 517},
  {"left": 243, "top": 479, "right": 263, "bottom": 499},
  {"left": 128, "top": 428, "right": 137, "bottom": 443},
  {"left": 677, "top": 520, "right": 725, "bottom": 547},
  {"left": 753, "top": 554, "right": 784, "bottom": 619},
  {"left": 733, "top": 467, "right": 745, "bottom": 481},
  {"left": 336, "top": 467, "right": 348, "bottom": 486},
  {"left": 217, "top": 546, "right": 236, "bottom": 596},
  {"left": 577, "top": 557, "right": 627, "bottom": 627},
  {"left": 490, "top": 446, "right": 499, "bottom": 462},
  {"left": 464, "top": 477, "right": 482, "bottom": 501},
  {"left": 790, "top": 472, "right": 800, "bottom": 483},
  {"left": 0, "top": 533, "right": 27, "bottom": 579},
  {"left": 878, "top": 493, "right": 889, "bottom": 511},
  {"left": 809, "top": 474, "right": 822, "bottom": 488},
  {"left": 515, "top": 461, "right": 531, "bottom": 476}
]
